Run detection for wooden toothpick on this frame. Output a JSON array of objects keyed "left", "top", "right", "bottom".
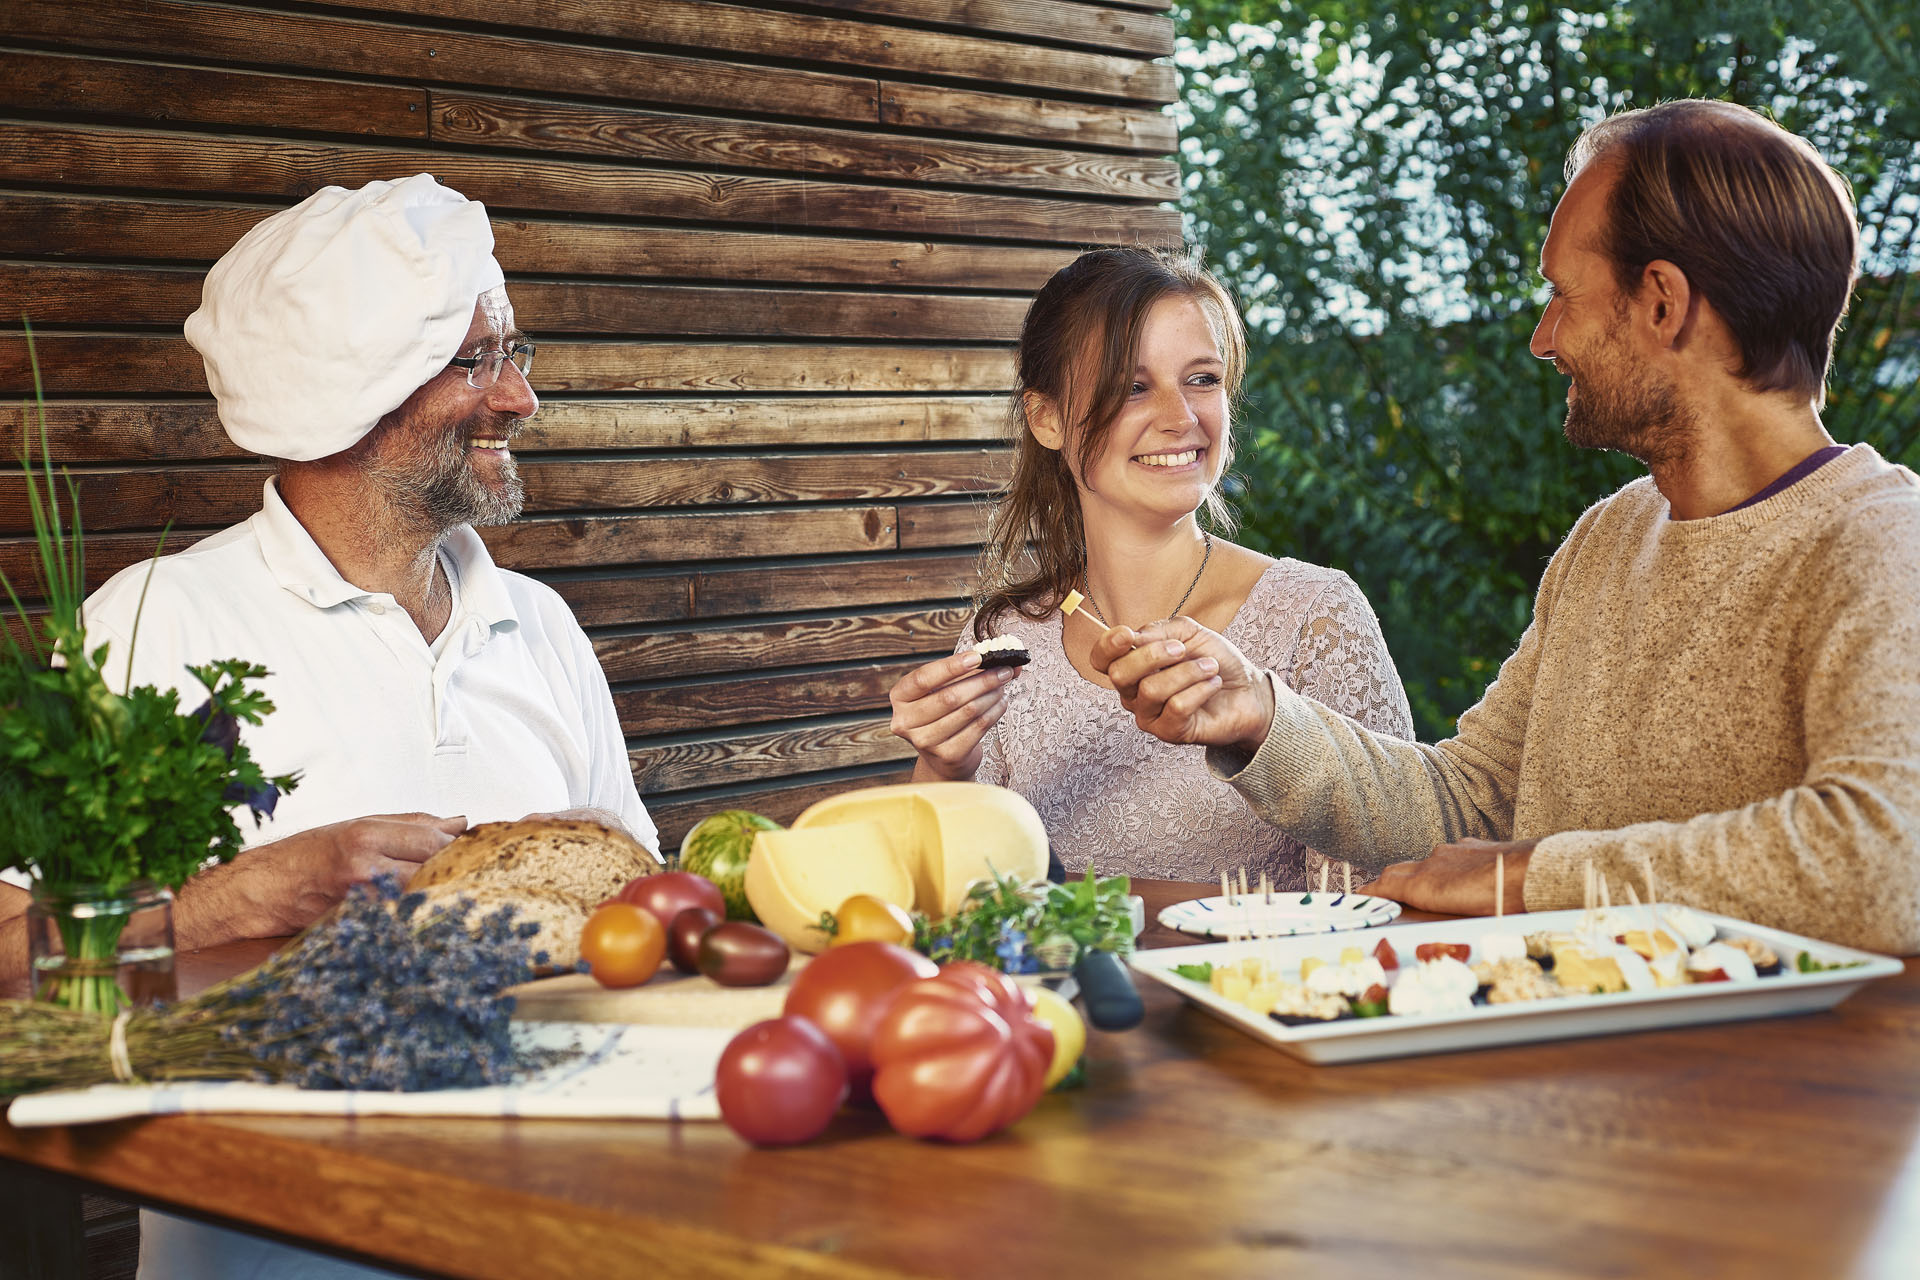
[
  {"left": 1343, "top": 863, "right": 1352, "bottom": 898},
  {"left": 1319, "top": 863, "right": 1329, "bottom": 898},
  {"left": 1261, "top": 870, "right": 1272, "bottom": 906}
]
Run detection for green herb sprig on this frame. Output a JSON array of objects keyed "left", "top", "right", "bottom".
[
  {"left": 1, "top": 329, "right": 296, "bottom": 895},
  {"left": 914, "top": 867, "right": 1133, "bottom": 972}
]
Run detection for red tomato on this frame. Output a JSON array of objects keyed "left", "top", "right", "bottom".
[
  {"left": 1372, "top": 938, "right": 1399, "bottom": 970},
  {"left": 616, "top": 871, "right": 726, "bottom": 929},
  {"left": 715, "top": 1016, "right": 849, "bottom": 1146},
  {"left": 666, "top": 906, "right": 722, "bottom": 974},
  {"left": 1415, "top": 942, "right": 1472, "bottom": 964},
  {"left": 869, "top": 961, "right": 1054, "bottom": 1143},
  {"left": 783, "top": 941, "right": 937, "bottom": 1100},
  {"left": 578, "top": 903, "right": 666, "bottom": 988}
]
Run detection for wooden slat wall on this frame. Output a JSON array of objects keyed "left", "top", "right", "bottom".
[{"left": 0, "top": 0, "right": 1179, "bottom": 848}]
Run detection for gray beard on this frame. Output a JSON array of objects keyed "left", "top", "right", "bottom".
[{"left": 361, "top": 415, "right": 525, "bottom": 536}]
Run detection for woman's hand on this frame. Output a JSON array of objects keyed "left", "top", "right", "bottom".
[
  {"left": 1091, "top": 616, "right": 1275, "bottom": 752},
  {"left": 888, "top": 651, "right": 1018, "bottom": 781}
]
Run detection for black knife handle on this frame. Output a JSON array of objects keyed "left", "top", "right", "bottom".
[{"left": 1073, "top": 948, "right": 1144, "bottom": 1031}]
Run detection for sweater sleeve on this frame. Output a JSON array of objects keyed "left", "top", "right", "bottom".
[
  {"left": 1524, "top": 500, "right": 1920, "bottom": 955},
  {"left": 1207, "top": 517, "right": 1600, "bottom": 863}
]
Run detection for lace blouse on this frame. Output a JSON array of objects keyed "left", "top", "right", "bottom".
[{"left": 967, "top": 560, "right": 1415, "bottom": 890}]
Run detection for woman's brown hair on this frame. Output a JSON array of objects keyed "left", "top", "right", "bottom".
[{"left": 973, "top": 247, "right": 1247, "bottom": 640}]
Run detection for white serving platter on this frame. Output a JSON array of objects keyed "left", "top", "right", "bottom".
[
  {"left": 1130, "top": 908, "right": 1902, "bottom": 1065},
  {"left": 1157, "top": 891, "right": 1400, "bottom": 940}
]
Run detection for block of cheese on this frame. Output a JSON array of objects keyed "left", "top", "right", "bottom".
[
  {"left": 744, "top": 821, "right": 914, "bottom": 953},
  {"left": 791, "top": 783, "right": 1048, "bottom": 918}
]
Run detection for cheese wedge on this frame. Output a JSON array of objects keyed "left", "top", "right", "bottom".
[
  {"left": 791, "top": 782, "right": 1049, "bottom": 917},
  {"left": 744, "top": 822, "right": 913, "bottom": 953}
]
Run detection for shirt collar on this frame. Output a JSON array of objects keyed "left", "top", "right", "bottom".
[{"left": 250, "top": 477, "right": 519, "bottom": 632}]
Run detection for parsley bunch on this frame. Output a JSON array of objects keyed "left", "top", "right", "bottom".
[
  {"left": 1, "top": 340, "right": 296, "bottom": 896},
  {"left": 915, "top": 867, "right": 1134, "bottom": 973}
]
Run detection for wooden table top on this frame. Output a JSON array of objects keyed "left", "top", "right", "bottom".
[{"left": 4, "top": 881, "right": 1917, "bottom": 1279}]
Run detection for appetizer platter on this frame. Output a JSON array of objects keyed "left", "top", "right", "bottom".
[{"left": 1131, "top": 902, "right": 1899, "bottom": 1065}]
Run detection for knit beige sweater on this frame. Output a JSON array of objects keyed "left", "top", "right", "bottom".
[{"left": 1215, "top": 444, "right": 1920, "bottom": 954}]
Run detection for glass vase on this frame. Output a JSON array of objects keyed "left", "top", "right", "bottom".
[{"left": 27, "top": 881, "right": 177, "bottom": 1014}]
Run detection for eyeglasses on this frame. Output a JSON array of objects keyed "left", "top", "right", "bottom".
[{"left": 447, "top": 340, "right": 535, "bottom": 390}]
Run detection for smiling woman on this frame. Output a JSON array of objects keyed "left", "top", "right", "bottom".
[{"left": 887, "top": 248, "right": 1416, "bottom": 889}]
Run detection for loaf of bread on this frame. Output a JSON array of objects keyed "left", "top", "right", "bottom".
[
  {"left": 406, "top": 818, "right": 657, "bottom": 905},
  {"left": 416, "top": 884, "right": 592, "bottom": 971}
]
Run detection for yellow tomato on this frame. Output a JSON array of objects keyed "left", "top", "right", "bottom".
[
  {"left": 830, "top": 894, "right": 914, "bottom": 948},
  {"left": 1028, "top": 987, "right": 1086, "bottom": 1090},
  {"left": 579, "top": 903, "right": 666, "bottom": 988}
]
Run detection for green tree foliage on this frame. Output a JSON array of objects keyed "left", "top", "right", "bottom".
[{"left": 1177, "top": 0, "right": 1919, "bottom": 736}]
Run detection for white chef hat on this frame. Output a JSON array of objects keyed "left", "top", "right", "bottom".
[{"left": 184, "top": 174, "right": 506, "bottom": 462}]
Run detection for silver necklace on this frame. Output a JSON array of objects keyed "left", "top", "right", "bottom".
[{"left": 1082, "top": 531, "right": 1213, "bottom": 626}]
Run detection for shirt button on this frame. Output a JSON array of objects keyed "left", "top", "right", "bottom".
[{"left": 368, "top": 603, "right": 386, "bottom": 615}]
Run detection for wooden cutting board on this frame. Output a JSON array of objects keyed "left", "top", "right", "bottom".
[{"left": 507, "top": 959, "right": 810, "bottom": 1029}]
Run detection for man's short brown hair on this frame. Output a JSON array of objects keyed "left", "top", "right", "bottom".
[{"left": 1569, "top": 100, "right": 1858, "bottom": 404}]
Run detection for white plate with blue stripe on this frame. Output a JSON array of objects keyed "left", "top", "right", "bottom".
[{"left": 1157, "top": 892, "right": 1400, "bottom": 940}]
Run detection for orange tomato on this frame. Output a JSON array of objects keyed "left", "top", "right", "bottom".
[
  {"left": 579, "top": 903, "right": 666, "bottom": 988},
  {"left": 830, "top": 894, "right": 915, "bottom": 948}
]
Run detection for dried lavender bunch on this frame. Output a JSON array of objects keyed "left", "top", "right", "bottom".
[{"left": 0, "top": 876, "right": 550, "bottom": 1097}]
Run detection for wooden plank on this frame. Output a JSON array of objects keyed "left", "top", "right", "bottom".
[
  {"left": 0, "top": 454, "right": 1005, "bottom": 533},
  {"left": 510, "top": 283, "right": 1026, "bottom": 342},
  {"left": 612, "top": 658, "right": 920, "bottom": 734},
  {"left": 793, "top": 0, "right": 1174, "bottom": 58},
  {"left": 519, "top": 397, "right": 1006, "bottom": 450},
  {"left": 0, "top": 123, "right": 1180, "bottom": 245},
  {"left": 523, "top": 451, "right": 1009, "bottom": 513},
  {"left": 878, "top": 82, "right": 1177, "bottom": 153},
  {"left": 0, "top": 397, "right": 1007, "bottom": 463},
  {"left": 0, "top": 193, "right": 270, "bottom": 264},
  {"left": 629, "top": 715, "right": 911, "bottom": 793},
  {"left": 0, "top": 334, "right": 1014, "bottom": 397},
  {"left": 644, "top": 766, "right": 915, "bottom": 849},
  {"left": 536, "top": 344, "right": 1013, "bottom": 395},
  {"left": 0, "top": 335, "right": 206, "bottom": 395},
  {"left": 0, "top": 506, "right": 899, "bottom": 591},
  {"left": 480, "top": 505, "right": 898, "bottom": 571},
  {"left": 898, "top": 500, "right": 995, "bottom": 548},
  {"left": 12, "top": 0, "right": 882, "bottom": 125},
  {"left": 491, "top": 220, "right": 1073, "bottom": 289},
  {"left": 3, "top": 265, "right": 1027, "bottom": 341},
  {"left": 1, "top": 265, "right": 202, "bottom": 329},
  {"left": 320, "top": 0, "right": 1176, "bottom": 103},
  {"left": 431, "top": 91, "right": 1179, "bottom": 200},
  {"left": 550, "top": 553, "right": 978, "bottom": 627},
  {"left": 0, "top": 47, "right": 428, "bottom": 138},
  {"left": 0, "top": 192, "right": 1074, "bottom": 288},
  {"left": 0, "top": 466, "right": 270, "bottom": 535},
  {"left": 593, "top": 605, "right": 968, "bottom": 681},
  {"left": 0, "top": 339, "right": 1019, "bottom": 398},
  {"left": 0, "top": 402, "right": 237, "bottom": 463}
]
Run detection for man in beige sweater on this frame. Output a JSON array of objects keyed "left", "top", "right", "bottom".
[{"left": 1094, "top": 100, "right": 1920, "bottom": 955}]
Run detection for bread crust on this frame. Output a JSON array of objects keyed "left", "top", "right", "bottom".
[{"left": 406, "top": 818, "right": 657, "bottom": 906}]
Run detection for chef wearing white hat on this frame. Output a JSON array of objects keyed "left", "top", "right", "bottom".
[{"left": 9, "top": 174, "right": 662, "bottom": 1278}]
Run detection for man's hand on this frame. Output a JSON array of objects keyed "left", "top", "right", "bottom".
[
  {"left": 233, "top": 813, "right": 468, "bottom": 937},
  {"left": 1360, "top": 838, "right": 1536, "bottom": 916},
  {"left": 1091, "top": 616, "right": 1275, "bottom": 752}
]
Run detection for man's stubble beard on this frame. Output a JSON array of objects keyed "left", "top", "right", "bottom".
[
  {"left": 360, "top": 403, "right": 526, "bottom": 536},
  {"left": 1561, "top": 308, "right": 1698, "bottom": 470}
]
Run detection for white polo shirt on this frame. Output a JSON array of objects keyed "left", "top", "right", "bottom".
[
  {"left": 79, "top": 483, "right": 654, "bottom": 1280},
  {"left": 76, "top": 478, "right": 655, "bottom": 854}
]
